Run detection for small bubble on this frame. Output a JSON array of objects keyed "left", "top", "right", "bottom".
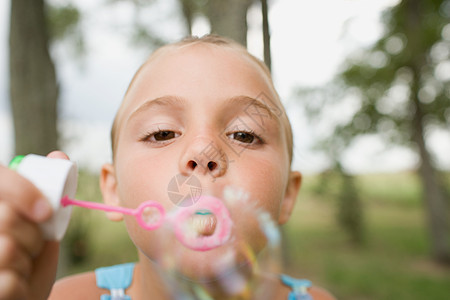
[{"left": 141, "top": 206, "right": 161, "bottom": 226}]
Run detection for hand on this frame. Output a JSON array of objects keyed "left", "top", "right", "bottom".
[{"left": 0, "top": 151, "right": 68, "bottom": 300}]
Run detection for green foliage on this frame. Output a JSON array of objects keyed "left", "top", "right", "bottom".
[
  {"left": 46, "top": 4, "right": 80, "bottom": 41},
  {"left": 45, "top": 3, "right": 85, "bottom": 57},
  {"left": 106, "top": 0, "right": 168, "bottom": 49},
  {"left": 337, "top": 0, "right": 450, "bottom": 143},
  {"left": 336, "top": 172, "right": 364, "bottom": 245},
  {"left": 300, "top": 0, "right": 450, "bottom": 153},
  {"left": 130, "top": 23, "right": 166, "bottom": 49},
  {"left": 107, "top": 0, "right": 156, "bottom": 5},
  {"left": 310, "top": 168, "right": 365, "bottom": 245}
]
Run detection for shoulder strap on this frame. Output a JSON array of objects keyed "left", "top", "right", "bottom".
[
  {"left": 280, "top": 274, "right": 313, "bottom": 300},
  {"left": 95, "top": 263, "right": 135, "bottom": 300}
]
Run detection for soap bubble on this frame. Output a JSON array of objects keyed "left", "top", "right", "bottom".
[{"left": 151, "top": 186, "right": 282, "bottom": 300}]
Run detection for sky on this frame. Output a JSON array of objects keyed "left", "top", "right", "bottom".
[{"left": 1, "top": 0, "right": 449, "bottom": 174}]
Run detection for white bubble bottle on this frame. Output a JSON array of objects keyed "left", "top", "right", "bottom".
[{"left": 9, "top": 154, "right": 78, "bottom": 241}]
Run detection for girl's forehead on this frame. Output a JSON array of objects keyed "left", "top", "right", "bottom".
[
  {"left": 147, "top": 44, "right": 270, "bottom": 86},
  {"left": 122, "top": 43, "right": 277, "bottom": 114}
]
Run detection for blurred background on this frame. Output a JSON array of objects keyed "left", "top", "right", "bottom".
[{"left": 1, "top": 0, "right": 449, "bottom": 299}]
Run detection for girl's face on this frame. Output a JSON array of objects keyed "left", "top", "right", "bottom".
[{"left": 101, "top": 44, "right": 301, "bottom": 281}]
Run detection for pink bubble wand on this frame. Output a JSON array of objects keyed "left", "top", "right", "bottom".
[
  {"left": 61, "top": 196, "right": 165, "bottom": 230},
  {"left": 61, "top": 195, "right": 232, "bottom": 251}
]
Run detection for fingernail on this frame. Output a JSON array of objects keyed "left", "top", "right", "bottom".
[{"left": 33, "top": 199, "right": 53, "bottom": 221}]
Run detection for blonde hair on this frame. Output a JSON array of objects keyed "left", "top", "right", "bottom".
[{"left": 111, "top": 35, "right": 294, "bottom": 165}]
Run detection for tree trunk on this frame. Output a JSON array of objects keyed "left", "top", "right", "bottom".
[
  {"left": 405, "top": 0, "right": 450, "bottom": 265},
  {"left": 205, "top": 0, "right": 253, "bottom": 46},
  {"left": 411, "top": 81, "right": 450, "bottom": 264},
  {"left": 261, "top": 0, "right": 271, "bottom": 71},
  {"left": 179, "top": 0, "right": 195, "bottom": 36},
  {"left": 336, "top": 163, "right": 364, "bottom": 245},
  {"left": 9, "top": 0, "right": 59, "bottom": 156}
]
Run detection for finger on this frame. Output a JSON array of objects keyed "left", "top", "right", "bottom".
[
  {"left": 30, "top": 241, "right": 59, "bottom": 300},
  {"left": 0, "top": 165, "right": 53, "bottom": 223},
  {"left": 0, "top": 203, "right": 45, "bottom": 257},
  {"left": 46, "top": 151, "right": 69, "bottom": 160},
  {"left": 0, "top": 235, "right": 33, "bottom": 279},
  {"left": 0, "top": 270, "right": 27, "bottom": 300}
]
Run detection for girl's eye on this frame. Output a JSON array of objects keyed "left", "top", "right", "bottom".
[
  {"left": 227, "top": 131, "right": 262, "bottom": 145},
  {"left": 141, "top": 130, "right": 179, "bottom": 143},
  {"left": 231, "top": 132, "right": 254, "bottom": 143},
  {"left": 153, "top": 131, "right": 176, "bottom": 141}
]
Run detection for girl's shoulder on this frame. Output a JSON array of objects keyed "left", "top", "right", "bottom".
[
  {"left": 279, "top": 283, "right": 336, "bottom": 300},
  {"left": 308, "top": 286, "right": 337, "bottom": 300},
  {"left": 48, "top": 271, "right": 103, "bottom": 300}
]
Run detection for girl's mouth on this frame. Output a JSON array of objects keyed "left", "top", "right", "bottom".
[
  {"left": 172, "top": 195, "right": 232, "bottom": 251},
  {"left": 189, "top": 210, "right": 217, "bottom": 236}
]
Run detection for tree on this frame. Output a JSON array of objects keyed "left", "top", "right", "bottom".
[
  {"left": 335, "top": 163, "right": 364, "bottom": 245},
  {"left": 298, "top": 84, "right": 366, "bottom": 245},
  {"left": 304, "top": 0, "right": 450, "bottom": 264},
  {"left": 261, "top": 0, "right": 272, "bottom": 71},
  {"left": 205, "top": 0, "right": 254, "bottom": 46},
  {"left": 178, "top": 0, "right": 273, "bottom": 68},
  {"left": 179, "top": 0, "right": 197, "bottom": 36},
  {"left": 178, "top": 0, "right": 254, "bottom": 46},
  {"left": 9, "top": 0, "right": 82, "bottom": 156},
  {"left": 9, "top": 0, "right": 59, "bottom": 155}
]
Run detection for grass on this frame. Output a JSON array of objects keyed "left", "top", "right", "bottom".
[{"left": 58, "top": 171, "right": 450, "bottom": 299}]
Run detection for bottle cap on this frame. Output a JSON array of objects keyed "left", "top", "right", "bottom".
[{"left": 11, "top": 154, "right": 77, "bottom": 240}]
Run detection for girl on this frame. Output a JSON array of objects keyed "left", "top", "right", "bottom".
[{"left": 0, "top": 35, "right": 335, "bottom": 300}]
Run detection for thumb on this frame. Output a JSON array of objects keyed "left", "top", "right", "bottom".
[{"left": 46, "top": 151, "right": 69, "bottom": 160}]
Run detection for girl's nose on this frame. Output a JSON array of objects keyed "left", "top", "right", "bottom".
[{"left": 179, "top": 137, "right": 228, "bottom": 178}]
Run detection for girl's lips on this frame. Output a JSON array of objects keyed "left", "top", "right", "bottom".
[{"left": 172, "top": 195, "right": 232, "bottom": 251}]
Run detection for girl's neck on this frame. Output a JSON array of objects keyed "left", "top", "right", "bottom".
[
  {"left": 131, "top": 254, "right": 284, "bottom": 300},
  {"left": 130, "top": 254, "right": 172, "bottom": 300}
]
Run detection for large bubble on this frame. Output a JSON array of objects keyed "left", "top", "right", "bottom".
[{"left": 150, "top": 186, "right": 283, "bottom": 300}]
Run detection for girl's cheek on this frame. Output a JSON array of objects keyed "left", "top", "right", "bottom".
[{"left": 254, "top": 163, "right": 287, "bottom": 216}]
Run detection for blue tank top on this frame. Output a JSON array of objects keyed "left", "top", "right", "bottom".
[{"left": 95, "top": 263, "right": 313, "bottom": 300}]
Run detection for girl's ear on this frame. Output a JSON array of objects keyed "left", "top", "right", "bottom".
[
  {"left": 278, "top": 171, "right": 302, "bottom": 225},
  {"left": 100, "top": 163, "right": 123, "bottom": 222}
]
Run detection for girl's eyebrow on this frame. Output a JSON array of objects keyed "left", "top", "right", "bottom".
[
  {"left": 225, "top": 95, "right": 280, "bottom": 124},
  {"left": 127, "top": 95, "right": 185, "bottom": 122},
  {"left": 127, "top": 94, "right": 280, "bottom": 124}
]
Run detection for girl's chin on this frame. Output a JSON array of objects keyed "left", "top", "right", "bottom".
[{"left": 156, "top": 241, "right": 255, "bottom": 282}]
